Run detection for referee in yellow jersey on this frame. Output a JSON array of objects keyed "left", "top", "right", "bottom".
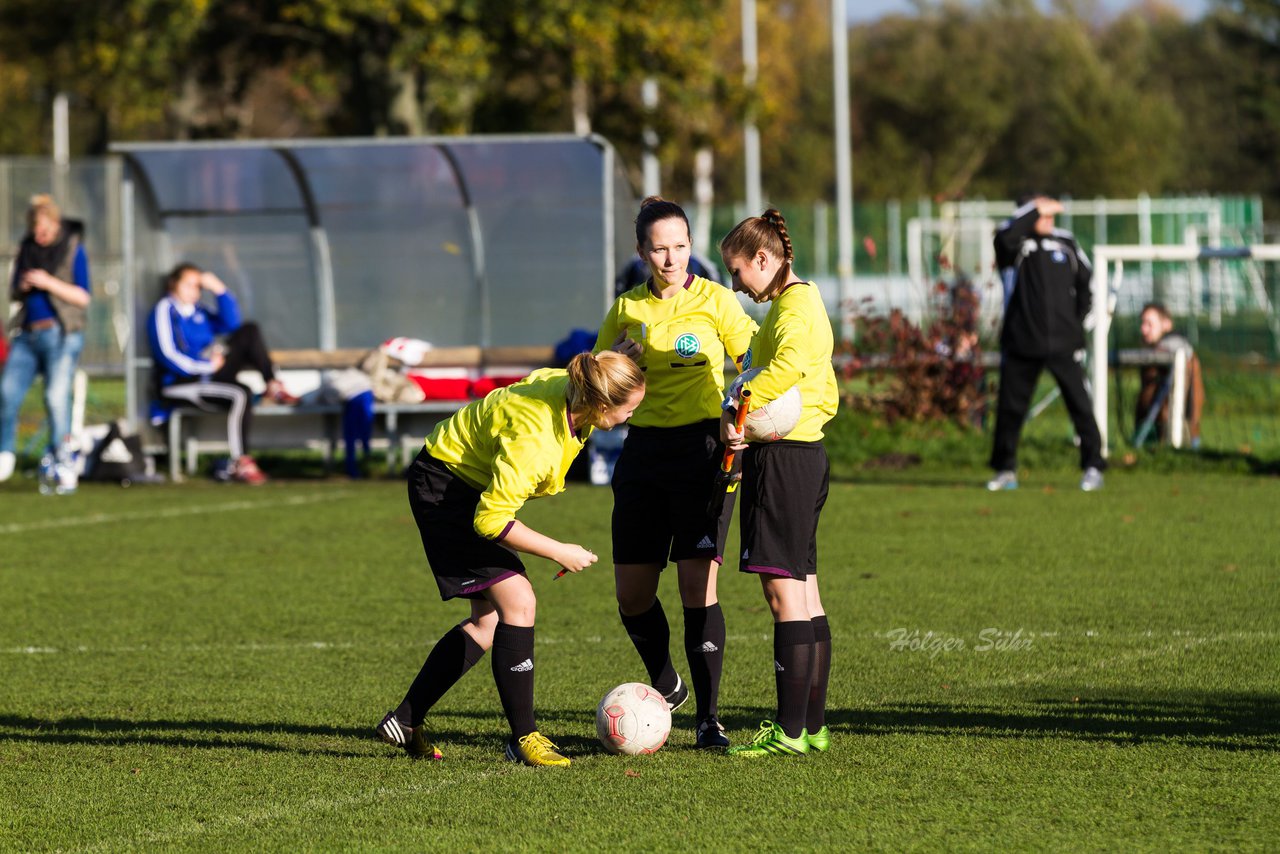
[
  {"left": 376, "top": 351, "right": 645, "bottom": 767},
  {"left": 719, "top": 209, "right": 839, "bottom": 759},
  {"left": 597, "top": 196, "right": 757, "bottom": 749}
]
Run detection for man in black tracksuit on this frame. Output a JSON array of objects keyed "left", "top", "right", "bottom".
[{"left": 988, "top": 195, "right": 1105, "bottom": 491}]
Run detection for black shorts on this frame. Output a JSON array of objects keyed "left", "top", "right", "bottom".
[
  {"left": 739, "top": 440, "right": 829, "bottom": 581},
  {"left": 407, "top": 449, "right": 526, "bottom": 601},
  {"left": 610, "top": 419, "right": 736, "bottom": 566}
]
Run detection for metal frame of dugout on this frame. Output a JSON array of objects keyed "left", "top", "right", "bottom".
[{"left": 110, "top": 134, "right": 635, "bottom": 466}]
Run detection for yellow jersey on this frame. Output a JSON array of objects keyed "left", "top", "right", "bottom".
[
  {"left": 424, "top": 369, "right": 591, "bottom": 540},
  {"left": 741, "top": 282, "right": 839, "bottom": 442},
  {"left": 595, "top": 275, "right": 757, "bottom": 428}
]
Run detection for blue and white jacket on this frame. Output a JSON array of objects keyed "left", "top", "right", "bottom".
[{"left": 147, "top": 291, "right": 242, "bottom": 387}]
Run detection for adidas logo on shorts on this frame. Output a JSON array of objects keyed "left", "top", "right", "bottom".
[
  {"left": 510, "top": 658, "right": 534, "bottom": 672},
  {"left": 699, "top": 641, "right": 720, "bottom": 653},
  {"left": 696, "top": 535, "right": 715, "bottom": 549}
]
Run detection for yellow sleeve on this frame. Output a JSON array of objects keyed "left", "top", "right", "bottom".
[
  {"left": 594, "top": 298, "right": 623, "bottom": 354},
  {"left": 718, "top": 291, "right": 758, "bottom": 364},
  {"left": 744, "top": 304, "right": 810, "bottom": 409},
  {"left": 473, "top": 434, "right": 548, "bottom": 540}
]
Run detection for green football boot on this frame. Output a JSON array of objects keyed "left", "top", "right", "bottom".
[
  {"left": 726, "top": 720, "right": 809, "bottom": 757},
  {"left": 806, "top": 725, "right": 831, "bottom": 752}
]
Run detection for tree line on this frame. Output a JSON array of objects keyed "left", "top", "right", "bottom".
[{"left": 1, "top": 0, "right": 1276, "bottom": 210}]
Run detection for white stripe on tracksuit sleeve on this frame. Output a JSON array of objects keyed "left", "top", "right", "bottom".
[{"left": 153, "top": 298, "right": 214, "bottom": 376}]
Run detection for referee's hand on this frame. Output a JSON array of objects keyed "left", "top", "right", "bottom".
[{"left": 556, "top": 544, "right": 598, "bottom": 575}]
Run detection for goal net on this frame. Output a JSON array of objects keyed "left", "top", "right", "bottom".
[{"left": 1089, "top": 244, "right": 1280, "bottom": 459}]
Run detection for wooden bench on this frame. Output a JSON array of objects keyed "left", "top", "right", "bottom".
[{"left": 162, "top": 345, "right": 555, "bottom": 480}]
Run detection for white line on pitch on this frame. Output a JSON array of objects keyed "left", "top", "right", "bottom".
[
  {"left": 0, "top": 492, "right": 352, "bottom": 535},
  {"left": 1, "top": 634, "right": 776, "bottom": 656}
]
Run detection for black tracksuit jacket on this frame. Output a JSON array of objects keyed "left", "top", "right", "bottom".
[{"left": 994, "top": 202, "right": 1093, "bottom": 358}]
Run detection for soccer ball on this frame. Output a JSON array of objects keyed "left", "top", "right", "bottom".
[
  {"left": 726, "top": 367, "right": 803, "bottom": 442},
  {"left": 595, "top": 682, "right": 672, "bottom": 755}
]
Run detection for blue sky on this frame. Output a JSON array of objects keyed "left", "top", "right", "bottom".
[{"left": 848, "top": 0, "right": 1209, "bottom": 21}]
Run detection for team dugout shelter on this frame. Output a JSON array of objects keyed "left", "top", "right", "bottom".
[{"left": 111, "top": 134, "right": 635, "bottom": 440}]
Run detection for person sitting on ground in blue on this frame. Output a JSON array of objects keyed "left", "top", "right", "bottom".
[
  {"left": 0, "top": 194, "right": 92, "bottom": 484},
  {"left": 147, "top": 263, "right": 298, "bottom": 485}
]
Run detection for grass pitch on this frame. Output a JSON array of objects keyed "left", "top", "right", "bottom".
[{"left": 1, "top": 470, "right": 1277, "bottom": 851}]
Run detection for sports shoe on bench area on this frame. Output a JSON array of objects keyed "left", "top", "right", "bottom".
[
  {"left": 376, "top": 711, "right": 443, "bottom": 761},
  {"left": 695, "top": 715, "right": 730, "bottom": 749},
  {"left": 233, "top": 455, "right": 268, "bottom": 485},
  {"left": 505, "top": 731, "right": 570, "bottom": 767},
  {"left": 265, "top": 379, "right": 301, "bottom": 405},
  {"left": 726, "top": 720, "right": 809, "bottom": 758},
  {"left": 663, "top": 674, "right": 689, "bottom": 713}
]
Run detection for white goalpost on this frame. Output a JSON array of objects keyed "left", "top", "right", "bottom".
[{"left": 1090, "top": 244, "right": 1280, "bottom": 458}]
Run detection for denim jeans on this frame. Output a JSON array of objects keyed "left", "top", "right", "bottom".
[{"left": 0, "top": 326, "right": 85, "bottom": 455}]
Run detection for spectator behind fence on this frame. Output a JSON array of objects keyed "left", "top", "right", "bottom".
[
  {"left": 147, "top": 263, "right": 299, "bottom": 485},
  {"left": 987, "top": 194, "right": 1106, "bottom": 493},
  {"left": 1135, "top": 302, "right": 1204, "bottom": 448},
  {"left": 0, "top": 194, "right": 92, "bottom": 483}
]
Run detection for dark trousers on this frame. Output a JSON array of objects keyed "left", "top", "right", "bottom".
[
  {"left": 212, "top": 323, "right": 275, "bottom": 385},
  {"left": 989, "top": 350, "right": 1104, "bottom": 472}
]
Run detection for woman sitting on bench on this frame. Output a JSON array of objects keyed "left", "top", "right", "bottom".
[{"left": 147, "top": 263, "right": 298, "bottom": 484}]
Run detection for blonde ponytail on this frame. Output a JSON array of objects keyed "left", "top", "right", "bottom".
[{"left": 566, "top": 351, "right": 645, "bottom": 428}]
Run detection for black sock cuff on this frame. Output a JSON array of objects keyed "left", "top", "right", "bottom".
[
  {"left": 776, "top": 620, "right": 815, "bottom": 647},
  {"left": 460, "top": 628, "right": 487, "bottom": 665},
  {"left": 621, "top": 597, "right": 666, "bottom": 622},
  {"left": 493, "top": 623, "right": 534, "bottom": 649},
  {"left": 683, "top": 602, "right": 723, "bottom": 620},
  {"left": 812, "top": 615, "right": 831, "bottom": 643}
]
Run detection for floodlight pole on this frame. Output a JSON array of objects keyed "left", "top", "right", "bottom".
[
  {"left": 642, "top": 77, "right": 660, "bottom": 197},
  {"left": 742, "top": 0, "right": 762, "bottom": 216},
  {"left": 832, "top": 0, "right": 855, "bottom": 341},
  {"left": 52, "top": 92, "right": 70, "bottom": 204}
]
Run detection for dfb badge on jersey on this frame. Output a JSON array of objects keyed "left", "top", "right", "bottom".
[{"left": 674, "top": 333, "right": 701, "bottom": 359}]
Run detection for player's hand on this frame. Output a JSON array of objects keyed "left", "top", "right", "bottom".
[
  {"left": 721, "top": 408, "right": 747, "bottom": 451},
  {"left": 210, "top": 351, "right": 226, "bottom": 373},
  {"left": 612, "top": 329, "right": 642, "bottom": 360},
  {"left": 555, "top": 544, "right": 598, "bottom": 574}
]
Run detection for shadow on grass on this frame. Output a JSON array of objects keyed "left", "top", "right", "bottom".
[
  {"left": 717, "top": 690, "right": 1280, "bottom": 753},
  {"left": 6, "top": 691, "right": 1275, "bottom": 757},
  {"left": 0, "top": 711, "right": 611, "bottom": 759}
]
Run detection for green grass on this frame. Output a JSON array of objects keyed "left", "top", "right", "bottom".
[{"left": 1, "top": 471, "right": 1277, "bottom": 851}]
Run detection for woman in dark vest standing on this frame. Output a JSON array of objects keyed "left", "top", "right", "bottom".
[{"left": 0, "top": 194, "right": 92, "bottom": 483}]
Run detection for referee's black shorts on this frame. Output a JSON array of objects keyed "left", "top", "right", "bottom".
[
  {"left": 739, "top": 440, "right": 829, "bottom": 581},
  {"left": 610, "top": 419, "right": 736, "bottom": 567},
  {"left": 407, "top": 448, "right": 526, "bottom": 601}
]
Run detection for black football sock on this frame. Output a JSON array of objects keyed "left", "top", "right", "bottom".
[
  {"left": 491, "top": 623, "right": 537, "bottom": 739},
  {"left": 683, "top": 603, "right": 726, "bottom": 719},
  {"left": 620, "top": 599, "right": 679, "bottom": 694},
  {"left": 395, "top": 624, "right": 486, "bottom": 728},
  {"left": 807, "top": 615, "right": 832, "bottom": 733},
  {"left": 774, "top": 620, "right": 816, "bottom": 740}
]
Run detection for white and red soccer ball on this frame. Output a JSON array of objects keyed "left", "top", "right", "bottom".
[{"left": 595, "top": 682, "right": 672, "bottom": 755}]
